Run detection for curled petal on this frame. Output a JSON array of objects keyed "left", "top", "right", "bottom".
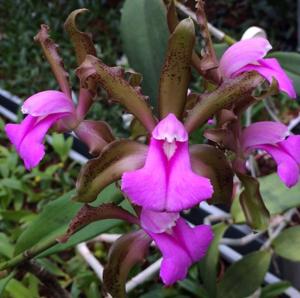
[
  {"left": 5, "top": 113, "right": 68, "bottom": 169},
  {"left": 21, "top": 90, "right": 75, "bottom": 116},
  {"left": 152, "top": 113, "right": 188, "bottom": 142},
  {"left": 148, "top": 219, "right": 213, "bottom": 285},
  {"left": 242, "top": 121, "right": 288, "bottom": 151},
  {"left": 236, "top": 58, "right": 296, "bottom": 98},
  {"left": 219, "top": 38, "right": 272, "bottom": 78},
  {"left": 279, "top": 135, "right": 300, "bottom": 164},
  {"left": 140, "top": 209, "right": 179, "bottom": 233},
  {"left": 122, "top": 139, "right": 213, "bottom": 212},
  {"left": 259, "top": 144, "right": 299, "bottom": 188}
]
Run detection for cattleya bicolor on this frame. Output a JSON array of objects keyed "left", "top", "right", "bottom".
[
  {"left": 241, "top": 121, "right": 300, "bottom": 188},
  {"left": 122, "top": 113, "right": 213, "bottom": 212},
  {"left": 219, "top": 37, "right": 296, "bottom": 99},
  {"left": 4, "top": 15, "right": 113, "bottom": 169},
  {"left": 5, "top": 90, "right": 77, "bottom": 170},
  {"left": 140, "top": 209, "right": 213, "bottom": 285},
  {"left": 4, "top": 3, "right": 299, "bottom": 295}
]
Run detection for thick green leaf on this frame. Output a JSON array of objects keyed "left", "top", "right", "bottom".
[
  {"left": 14, "top": 185, "right": 119, "bottom": 256},
  {"left": 0, "top": 233, "right": 14, "bottom": 258},
  {"left": 259, "top": 173, "right": 300, "bottom": 215},
  {"left": 73, "top": 140, "right": 147, "bottom": 203},
  {"left": 158, "top": 18, "right": 195, "bottom": 119},
  {"left": 103, "top": 230, "right": 151, "bottom": 298},
  {"left": 272, "top": 227, "right": 300, "bottom": 261},
  {"left": 178, "top": 279, "right": 209, "bottom": 298},
  {"left": 77, "top": 55, "right": 157, "bottom": 132},
  {"left": 260, "top": 281, "right": 291, "bottom": 298},
  {"left": 0, "top": 272, "right": 14, "bottom": 296},
  {"left": 200, "top": 223, "right": 228, "bottom": 298},
  {"left": 5, "top": 278, "right": 35, "bottom": 298},
  {"left": 269, "top": 51, "right": 300, "bottom": 95},
  {"left": 121, "top": 0, "right": 169, "bottom": 108},
  {"left": 217, "top": 250, "right": 271, "bottom": 298},
  {"left": 214, "top": 43, "right": 229, "bottom": 59},
  {"left": 238, "top": 174, "right": 270, "bottom": 230},
  {"left": 230, "top": 197, "right": 246, "bottom": 224}
]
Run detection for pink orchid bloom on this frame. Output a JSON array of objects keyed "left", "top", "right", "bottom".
[
  {"left": 121, "top": 113, "right": 214, "bottom": 212},
  {"left": 5, "top": 90, "right": 76, "bottom": 170},
  {"left": 140, "top": 209, "right": 213, "bottom": 285},
  {"left": 219, "top": 37, "right": 296, "bottom": 99},
  {"left": 241, "top": 121, "right": 300, "bottom": 187}
]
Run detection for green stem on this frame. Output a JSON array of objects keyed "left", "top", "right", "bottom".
[
  {"left": 184, "top": 72, "right": 264, "bottom": 133},
  {"left": 223, "top": 34, "right": 236, "bottom": 45},
  {"left": 0, "top": 240, "right": 56, "bottom": 271}
]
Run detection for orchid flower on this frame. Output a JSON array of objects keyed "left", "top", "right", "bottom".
[
  {"left": 5, "top": 91, "right": 77, "bottom": 170},
  {"left": 5, "top": 21, "right": 97, "bottom": 170},
  {"left": 140, "top": 209, "right": 213, "bottom": 285},
  {"left": 121, "top": 113, "right": 214, "bottom": 212},
  {"left": 219, "top": 37, "right": 296, "bottom": 99},
  {"left": 241, "top": 121, "right": 300, "bottom": 187}
]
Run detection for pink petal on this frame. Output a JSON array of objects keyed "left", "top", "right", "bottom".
[
  {"left": 278, "top": 135, "right": 300, "bottom": 164},
  {"left": 242, "top": 121, "right": 288, "bottom": 151},
  {"left": 152, "top": 113, "right": 188, "bottom": 142},
  {"left": 140, "top": 209, "right": 179, "bottom": 233},
  {"left": 236, "top": 58, "right": 296, "bottom": 99},
  {"left": 122, "top": 139, "right": 167, "bottom": 210},
  {"left": 121, "top": 140, "right": 213, "bottom": 212},
  {"left": 21, "top": 90, "right": 75, "bottom": 116},
  {"left": 5, "top": 115, "right": 37, "bottom": 150},
  {"left": 148, "top": 219, "right": 213, "bottom": 285},
  {"left": 219, "top": 38, "right": 272, "bottom": 78},
  {"left": 5, "top": 113, "right": 67, "bottom": 170},
  {"left": 259, "top": 144, "right": 299, "bottom": 188},
  {"left": 166, "top": 142, "right": 213, "bottom": 211},
  {"left": 172, "top": 219, "right": 213, "bottom": 261}
]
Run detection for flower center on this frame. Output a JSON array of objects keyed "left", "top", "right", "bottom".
[{"left": 163, "top": 140, "right": 177, "bottom": 160}]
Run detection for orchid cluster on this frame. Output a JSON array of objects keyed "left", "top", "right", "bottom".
[{"left": 4, "top": 2, "right": 298, "bottom": 297}]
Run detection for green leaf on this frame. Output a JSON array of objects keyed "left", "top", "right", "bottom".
[
  {"left": 214, "top": 43, "right": 228, "bottom": 59},
  {"left": 73, "top": 140, "right": 147, "bottom": 203},
  {"left": 0, "top": 233, "right": 14, "bottom": 259},
  {"left": 14, "top": 185, "right": 119, "bottom": 257},
  {"left": 0, "top": 272, "right": 14, "bottom": 296},
  {"left": 5, "top": 278, "right": 36, "bottom": 298},
  {"left": 238, "top": 174, "right": 270, "bottom": 230},
  {"left": 230, "top": 197, "right": 246, "bottom": 224},
  {"left": 200, "top": 223, "right": 228, "bottom": 298},
  {"left": 259, "top": 173, "right": 300, "bottom": 215},
  {"left": 51, "top": 133, "right": 73, "bottom": 162},
  {"left": 158, "top": 18, "right": 195, "bottom": 119},
  {"left": 121, "top": 0, "right": 169, "bottom": 108},
  {"left": 217, "top": 250, "right": 271, "bottom": 298},
  {"left": 272, "top": 226, "right": 300, "bottom": 261},
  {"left": 260, "top": 281, "right": 291, "bottom": 298},
  {"left": 178, "top": 279, "right": 209, "bottom": 298},
  {"left": 269, "top": 51, "right": 300, "bottom": 95}
]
